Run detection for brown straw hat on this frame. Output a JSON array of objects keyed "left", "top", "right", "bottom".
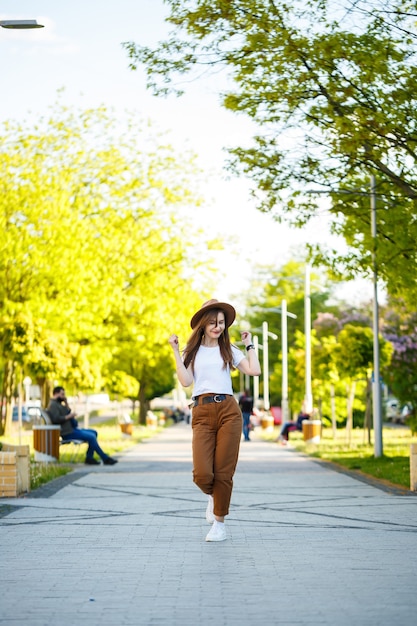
[{"left": 190, "top": 299, "right": 236, "bottom": 329}]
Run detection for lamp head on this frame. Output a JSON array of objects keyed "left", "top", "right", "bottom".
[{"left": 1, "top": 20, "right": 44, "bottom": 29}]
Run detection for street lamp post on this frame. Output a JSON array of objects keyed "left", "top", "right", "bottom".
[
  {"left": 1, "top": 14, "right": 44, "bottom": 441},
  {"left": 252, "top": 323, "right": 278, "bottom": 412},
  {"left": 262, "top": 322, "right": 270, "bottom": 411},
  {"left": 281, "top": 300, "right": 289, "bottom": 424},
  {"left": 371, "top": 175, "right": 383, "bottom": 457},
  {"left": 23, "top": 376, "right": 32, "bottom": 405},
  {"left": 305, "top": 179, "right": 383, "bottom": 457},
  {"left": 304, "top": 265, "right": 313, "bottom": 414},
  {"left": 254, "top": 304, "right": 297, "bottom": 423},
  {"left": 253, "top": 336, "right": 260, "bottom": 409}
]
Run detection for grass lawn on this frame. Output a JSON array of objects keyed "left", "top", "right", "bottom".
[{"left": 261, "top": 424, "right": 416, "bottom": 491}]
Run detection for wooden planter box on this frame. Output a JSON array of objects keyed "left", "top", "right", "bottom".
[
  {"left": 302, "top": 420, "right": 322, "bottom": 444},
  {"left": 0, "top": 443, "right": 30, "bottom": 497},
  {"left": 33, "top": 424, "right": 60, "bottom": 462},
  {"left": 261, "top": 413, "right": 274, "bottom": 431},
  {"left": 120, "top": 423, "right": 134, "bottom": 436}
]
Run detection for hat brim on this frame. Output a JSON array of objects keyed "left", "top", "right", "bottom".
[{"left": 190, "top": 301, "right": 236, "bottom": 329}]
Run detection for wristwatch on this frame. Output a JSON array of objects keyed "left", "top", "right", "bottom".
[{"left": 246, "top": 344, "right": 255, "bottom": 351}]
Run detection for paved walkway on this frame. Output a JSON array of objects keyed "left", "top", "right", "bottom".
[{"left": 1, "top": 423, "right": 417, "bottom": 626}]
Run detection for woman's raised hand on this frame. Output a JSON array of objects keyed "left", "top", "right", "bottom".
[
  {"left": 168, "top": 334, "right": 180, "bottom": 351},
  {"left": 240, "top": 331, "right": 252, "bottom": 347}
]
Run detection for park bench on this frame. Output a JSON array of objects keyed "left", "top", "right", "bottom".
[{"left": 39, "top": 408, "right": 87, "bottom": 462}]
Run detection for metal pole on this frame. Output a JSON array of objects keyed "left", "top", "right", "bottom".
[
  {"left": 253, "top": 336, "right": 260, "bottom": 409},
  {"left": 84, "top": 397, "right": 90, "bottom": 430},
  {"left": 262, "top": 321, "right": 270, "bottom": 411},
  {"left": 23, "top": 376, "right": 32, "bottom": 406},
  {"left": 304, "top": 264, "right": 313, "bottom": 413},
  {"left": 281, "top": 299, "right": 289, "bottom": 424},
  {"left": 371, "top": 174, "right": 383, "bottom": 457},
  {"left": 17, "top": 372, "right": 23, "bottom": 446}
]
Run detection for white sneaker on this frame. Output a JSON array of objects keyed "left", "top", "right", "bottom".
[
  {"left": 206, "top": 520, "right": 227, "bottom": 542},
  {"left": 205, "top": 495, "right": 215, "bottom": 524}
]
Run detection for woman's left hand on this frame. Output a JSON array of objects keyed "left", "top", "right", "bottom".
[{"left": 241, "top": 331, "right": 252, "bottom": 347}]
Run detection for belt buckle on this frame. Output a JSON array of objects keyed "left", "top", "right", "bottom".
[{"left": 213, "top": 394, "right": 222, "bottom": 403}]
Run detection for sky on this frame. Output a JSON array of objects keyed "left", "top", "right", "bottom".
[{"left": 0, "top": 0, "right": 373, "bottom": 305}]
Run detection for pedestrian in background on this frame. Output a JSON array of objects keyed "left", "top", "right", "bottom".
[
  {"left": 168, "top": 299, "right": 261, "bottom": 542},
  {"left": 239, "top": 388, "right": 254, "bottom": 441}
]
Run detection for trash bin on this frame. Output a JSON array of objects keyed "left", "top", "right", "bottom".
[
  {"left": 261, "top": 412, "right": 274, "bottom": 432},
  {"left": 33, "top": 424, "right": 61, "bottom": 462},
  {"left": 120, "top": 423, "right": 134, "bottom": 435},
  {"left": 146, "top": 410, "right": 158, "bottom": 429},
  {"left": 118, "top": 413, "right": 134, "bottom": 436},
  {"left": 302, "top": 420, "right": 321, "bottom": 444}
]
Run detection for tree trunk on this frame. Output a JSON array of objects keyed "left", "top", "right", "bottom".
[
  {"left": 330, "top": 383, "right": 337, "bottom": 439},
  {"left": 364, "top": 376, "right": 372, "bottom": 445},
  {"left": 0, "top": 360, "right": 16, "bottom": 436},
  {"left": 138, "top": 381, "right": 149, "bottom": 426},
  {"left": 317, "top": 397, "right": 323, "bottom": 420},
  {"left": 346, "top": 381, "right": 356, "bottom": 447},
  {"left": 36, "top": 377, "right": 53, "bottom": 408}
]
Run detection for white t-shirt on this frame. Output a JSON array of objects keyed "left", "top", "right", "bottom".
[{"left": 191, "top": 345, "right": 245, "bottom": 397}]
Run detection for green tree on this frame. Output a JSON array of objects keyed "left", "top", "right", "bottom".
[
  {"left": 241, "top": 259, "right": 334, "bottom": 411},
  {"left": 0, "top": 103, "right": 215, "bottom": 433},
  {"left": 0, "top": 310, "right": 36, "bottom": 433},
  {"left": 124, "top": 0, "right": 417, "bottom": 300},
  {"left": 106, "top": 282, "right": 202, "bottom": 424},
  {"left": 310, "top": 333, "right": 342, "bottom": 436},
  {"left": 333, "top": 324, "right": 392, "bottom": 444},
  {"left": 381, "top": 297, "right": 417, "bottom": 433}
]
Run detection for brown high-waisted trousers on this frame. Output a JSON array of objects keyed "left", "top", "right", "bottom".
[{"left": 191, "top": 394, "right": 242, "bottom": 517}]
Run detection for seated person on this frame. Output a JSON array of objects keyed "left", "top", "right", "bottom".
[
  {"left": 277, "top": 410, "right": 310, "bottom": 444},
  {"left": 48, "top": 386, "right": 118, "bottom": 465}
]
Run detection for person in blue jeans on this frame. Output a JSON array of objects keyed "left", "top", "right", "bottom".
[
  {"left": 47, "top": 386, "right": 118, "bottom": 465},
  {"left": 239, "top": 389, "right": 254, "bottom": 441}
]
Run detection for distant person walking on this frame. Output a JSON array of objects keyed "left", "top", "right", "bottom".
[
  {"left": 239, "top": 389, "right": 254, "bottom": 441},
  {"left": 48, "top": 386, "right": 118, "bottom": 465},
  {"left": 168, "top": 299, "right": 261, "bottom": 542}
]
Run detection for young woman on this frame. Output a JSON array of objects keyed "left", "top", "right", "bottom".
[{"left": 168, "top": 299, "right": 261, "bottom": 542}]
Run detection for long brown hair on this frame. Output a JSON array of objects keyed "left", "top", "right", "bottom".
[{"left": 183, "top": 308, "right": 234, "bottom": 372}]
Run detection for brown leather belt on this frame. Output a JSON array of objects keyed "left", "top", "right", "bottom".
[{"left": 192, "top": 394, "right": 231, "bottom": 406}]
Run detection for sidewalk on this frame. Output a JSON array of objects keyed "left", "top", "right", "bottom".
[{"left": 1, "top": 423, "right": 417, "bottom": 626}]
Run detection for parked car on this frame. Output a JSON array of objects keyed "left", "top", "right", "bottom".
[
  {"left": 399, "top": 404, "right": 413, "bottom": 424},
  {"left": 384, "top": 398, "right": 413, "bottom": 424},
  {"left": 385, "top": 398, "right": 400, "bottom": 422},
  {"left": 12, "top": 405, "right": 42, "bottom": 425},
  {"left": 12, "top": 406, "right": 31, "bottom": 423}
]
